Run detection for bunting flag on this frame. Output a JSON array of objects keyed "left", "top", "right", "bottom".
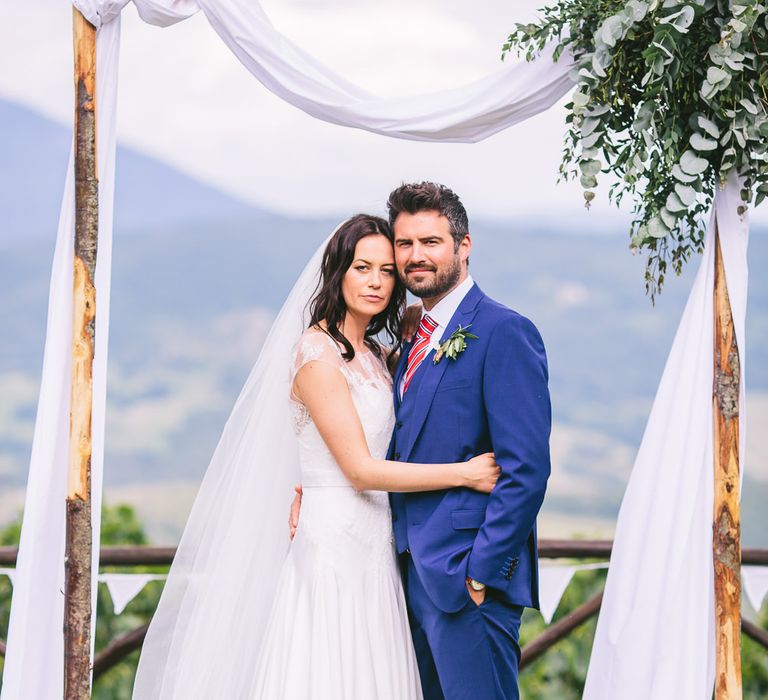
[
  {"left": 3, "top": 560, "right": 764, "bottom": 628},
  {"left": 99, "top": 574, "right": 164, "bottom": 615},
  {"left": 742, "top": 566, "right": 768, "bottom": 613},
  {"left": 538, "top": 562, "right": 609, "bottom": 624},
  {"left": 539, "top": 565, "right": 578, "bottom": 624}
]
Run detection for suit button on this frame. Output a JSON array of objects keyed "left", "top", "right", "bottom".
[
  {"left": 394, "top": 452, "right": 401, "bottom": 460},
  {"left": 396, "top": 420, "right": 403, "bottom": 429}
]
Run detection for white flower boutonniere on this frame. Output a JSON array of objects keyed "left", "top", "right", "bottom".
[{"left": 433, "top": 325, "right": 478, "bottom": 364}]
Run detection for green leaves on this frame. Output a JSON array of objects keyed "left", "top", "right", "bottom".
[
  {"left": 598, "top": 15, "right": 625, "bottom": 48},
  {"left": 579, "top": 159, "right": 602, "bottom": 177},
  {"left": 503, "top": 0, "right": 768, "bottom": 296},
  {"left": 659, "top": 5, "right": 695, "bottom": 33},
  {"left": 701, "top": 66, "right": 732, "bottom": 100},
  {"left": 690, "top": 134, "right": 717, "bottom": 151},
  {"left": 680, "top": 150, "right": 708, "bottom": 175},
  {"left": 433, "top": 325, "right": 478, "bottom": 365},
  {"left": 674, "top": 183, "right": 698, "bottom": 207},
  {"left": 697, "top": 116, "right": 720, "bottom": 139}
]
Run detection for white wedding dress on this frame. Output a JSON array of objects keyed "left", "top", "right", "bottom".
[{"left": 250, "top": 329, "right": 423, "bottom": 699}]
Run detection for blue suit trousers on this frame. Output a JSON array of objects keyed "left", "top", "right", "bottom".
[{"left": 401, "top": 553, "right": 523, "bottom": 700}]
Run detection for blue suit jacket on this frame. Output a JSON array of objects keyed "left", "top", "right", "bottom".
[{"left": 389, "top": 283, "right": 551, "bottom": 613}]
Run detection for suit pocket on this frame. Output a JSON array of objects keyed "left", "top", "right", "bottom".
[
  {"left": 451, "top": 508, "right": 486, "bottom": 530},
  {"left": 437, "top": 378, "right": 473, "bottom": 392}
]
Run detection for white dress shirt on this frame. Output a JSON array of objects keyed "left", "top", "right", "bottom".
[{"left": 399, "top": 274, "right": 474, "bottom": 398}]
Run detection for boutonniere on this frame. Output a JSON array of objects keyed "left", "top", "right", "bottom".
[{"left": 433, "top": 325, "right": 478, "bottom": 364}]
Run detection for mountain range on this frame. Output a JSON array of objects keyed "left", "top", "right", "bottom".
[{"left": 1, "top": 97, "right": 766, "bottom": 545}]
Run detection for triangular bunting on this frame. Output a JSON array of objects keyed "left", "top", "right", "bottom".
[
  {"left": 742, "top": 566, "right": 768, "bottom": 612},
  {"left": 538, "top": 565, "right": 577, "bottom": 624},
  {"left": 101, "top": 574, "right": 160, "bottom": 615}
]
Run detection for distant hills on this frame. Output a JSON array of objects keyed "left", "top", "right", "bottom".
[
  {"left": 0, "top": 98, "right": 264, "bottom": 241},
  {"left": 1, "top": 97, "right": 766, "bottom": 546}
]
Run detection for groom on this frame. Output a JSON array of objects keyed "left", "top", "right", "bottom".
[{"left": 386, "top": 182, "right": 550, "bottom": 700}]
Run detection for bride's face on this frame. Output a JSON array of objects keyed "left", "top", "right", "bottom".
[{"left": 342, "top": 234, "right": 396, "bottom": 317}]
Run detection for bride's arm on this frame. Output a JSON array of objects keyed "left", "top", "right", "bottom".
[{"left": 293, "top": 360, "right": 498, "bottom": 493}]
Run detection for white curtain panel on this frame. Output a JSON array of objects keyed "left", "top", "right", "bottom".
[
  {"left": 0, "top": 16, "right": 121, "bottom": 700},
  {"left": 583, "top": 172, "right": 748, "bottom": 700}
]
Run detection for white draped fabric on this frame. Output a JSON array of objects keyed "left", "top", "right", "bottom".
[
  {"left": 0, "top": 0, "right": 752, "bottom": 697},
  {"left": 583, "top": 172, "right": 748, "bottom": 700},
  {"left": 0, "top": 17, "right": 121, "bottom": 700},
  {"left": 73, "top": 0, "right": 575, "bottom": 142}
]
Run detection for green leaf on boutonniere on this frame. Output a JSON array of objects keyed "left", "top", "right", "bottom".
[{"left": 433, "top": 325, "right": 479, "bottom": 364}]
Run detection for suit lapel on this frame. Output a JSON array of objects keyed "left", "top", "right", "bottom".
[{"left": 401, "top": 284, "right": 484, "bottom": 458}]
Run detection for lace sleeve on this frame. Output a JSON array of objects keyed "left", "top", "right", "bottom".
[{"left": 290, "top": 330, "right": 345, "bottom": 387}]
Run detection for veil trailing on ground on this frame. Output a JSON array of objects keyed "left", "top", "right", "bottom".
[{"left": 132, "top": 228, "right": 337, "bottom": 698}]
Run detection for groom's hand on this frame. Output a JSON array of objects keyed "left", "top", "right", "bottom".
[
  {"left": 401, "top": 303, "right": 423, "bottom": 342},
  {"left": 289, "top": 484, "right": 303, "bottom": 540},
  {"left": 465, "top": 579, "right": 486, "bottom": 606}
]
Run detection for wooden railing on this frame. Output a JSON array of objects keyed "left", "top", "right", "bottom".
[{"left": 0, "top": 541, "right": 766, "bottom": 678}]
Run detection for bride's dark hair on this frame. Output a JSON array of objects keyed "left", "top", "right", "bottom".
[{"left": 309, "top": 214, "right": 405, "bottom": 363}]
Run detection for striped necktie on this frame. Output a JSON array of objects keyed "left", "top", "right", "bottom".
[{"left": 403, "top": 314, "right": 438, "bottom": 394}]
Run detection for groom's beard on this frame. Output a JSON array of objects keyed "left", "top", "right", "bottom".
[{"left": 402, "top": 255, "right": 462, "bottom": 299}]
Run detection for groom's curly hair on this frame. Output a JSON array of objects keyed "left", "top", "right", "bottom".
[
  {"left": 309, "top": 214, "right": 405, "bottom": 364},
  {"left": 386, "top": 181, "right": 469, "bottom": 249}
]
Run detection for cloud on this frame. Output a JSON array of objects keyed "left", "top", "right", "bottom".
[
  {"left": 0, "top": 373, "right": 38, "bottom": 443},
  {"left": 548, "top": 421, "right": 635, "bottom": 500},
  {"left": 553, "top": 282, "right": 590, "bottom": 309},
  {"left": 0, "top": 454, "right": 20, "bottom": 478},
  {"left": 105, "top": 306, "right": 274, "bottom": 455},
  {"left": 106, "top": 368, "right": 229, "bottom": 454},
  {"left": 746, "top": 391, "right": 768, "bottom": 483}
]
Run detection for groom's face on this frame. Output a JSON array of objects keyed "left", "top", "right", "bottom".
[{"left": 393, "top": 210, "right": 470, "bottom": 301}]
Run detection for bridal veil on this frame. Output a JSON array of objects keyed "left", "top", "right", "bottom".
[{"left": 132, "top": 229, "right": 335, "bottom": 698}]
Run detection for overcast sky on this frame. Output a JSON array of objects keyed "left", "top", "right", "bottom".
[{"left": 2, "top": 0, "right": 766, "bottom": 229}]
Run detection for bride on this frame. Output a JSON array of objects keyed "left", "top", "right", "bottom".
[{"left": 132, "top": 214, "right": 499, "bottom": 699}]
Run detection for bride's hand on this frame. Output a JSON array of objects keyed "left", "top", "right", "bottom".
[
  {"left": 401, "top": 303, "right": 423, "bottom": 342},
  {"left": 460, "top": 453, "right": 500, "bottom": 493}
]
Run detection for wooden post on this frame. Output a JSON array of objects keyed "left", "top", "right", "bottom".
[
  {"left": 712, "top": 219, "right": 742, "bottom": 699},
  {"left": 66, "top": 9, "right": 98, "bottom": 699}
]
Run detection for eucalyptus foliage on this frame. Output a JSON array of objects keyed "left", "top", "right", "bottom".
[{"left": 504, "top": 0, "right": 768, "bottom": 294}]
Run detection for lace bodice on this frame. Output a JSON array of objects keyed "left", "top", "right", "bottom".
[{"left": 290, "top": 330, "right": 395, "bottom": 487}]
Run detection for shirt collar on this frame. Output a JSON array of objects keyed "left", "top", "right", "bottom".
[{"left": 422, "top": 274, "right": 474, "bottom": 331}]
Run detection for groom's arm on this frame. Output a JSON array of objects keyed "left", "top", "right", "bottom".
[
  {"left": 289, "top": 485, "right": 302, "bottom": 540},
  {"left": 466, "top": 313, "right": 551, "bottom": 591}
]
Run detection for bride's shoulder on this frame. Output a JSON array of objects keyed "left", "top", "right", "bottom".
[{"left": 292, "top": 327, "right": 342, "bottom": 367}]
